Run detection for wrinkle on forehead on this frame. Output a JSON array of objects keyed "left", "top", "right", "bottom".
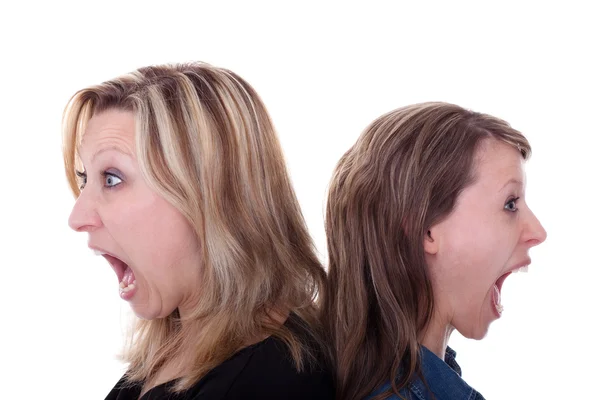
[{"left": 77, "top": 109, "right": 137, "bottom": 165}]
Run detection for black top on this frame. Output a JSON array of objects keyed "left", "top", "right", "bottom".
[{"left": 105, "top": 315, "right": 334, "bottom": 399}]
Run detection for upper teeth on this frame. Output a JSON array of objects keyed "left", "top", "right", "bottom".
[
  {"left": 515, "top": 265, "right": 529, "bottom": 273},
  {"left": 93, "top": 250, "right": 104, "bottom": 256}
]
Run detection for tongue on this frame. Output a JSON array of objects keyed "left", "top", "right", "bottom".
[{"left": 122, "top": 266, "right": 136, "bottom": 286}]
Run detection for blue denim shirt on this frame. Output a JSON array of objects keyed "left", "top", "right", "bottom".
[{"left": 367, "top": 346, "right": 485, "bottom": 400}]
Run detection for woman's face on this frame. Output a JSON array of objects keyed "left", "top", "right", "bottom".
[
  {"left": 425, "top": 138, "right": 546, "bottom": 339},
  {"left": 69, "top": 109, "right": 202, "bottom": 320}
]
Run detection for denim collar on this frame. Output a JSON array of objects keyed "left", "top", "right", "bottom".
[
  {"left": 369, "top": 346, "right": 484, "bottom": 400},
  {"left": 407, "top": 346, "right": 484, "bottom": 400}
]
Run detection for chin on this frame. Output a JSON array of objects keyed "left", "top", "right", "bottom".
[
  {"left": 470, "top": 329, "right": 489, "bottom": 341},
  {"left": 456, "top": 321, "right": 491, "bottom": 341},
  {"left": 455, "top": 301, "right": 500, "bottom": 340},
  {"left": 129, "top": 302, "right": 160, "bottom": 320},
  {"left": 131, "top": 305, "right": 177, "bottom": 320},
  {"left": 130, "top": 308, "right": 155, "bottom": 320}
]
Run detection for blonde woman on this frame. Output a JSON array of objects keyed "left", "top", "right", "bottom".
[
  {"left": 63, "top": 62, "right": 334, "bottom": 399},
  {"left": 323, "top": 102, "right": 547, "bottom": 400}
]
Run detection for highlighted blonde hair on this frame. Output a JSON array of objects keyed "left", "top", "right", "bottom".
[
  {"left": 62, "top": 62, "right": 326, "bottom": 390},
  {"left": 322, "top": 102, "right": 531, "bottom": 400}
]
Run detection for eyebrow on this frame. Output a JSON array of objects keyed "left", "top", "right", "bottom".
[{"left": 498, "top": 178, "right": 524, "bottom": 192}]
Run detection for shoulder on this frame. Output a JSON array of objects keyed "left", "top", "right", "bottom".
[
  {"left": 367, "top": 381, "right": 415, "bottom": 400},
  {"left": 105, "top": 375, "right": 142, "bottom": 400},
  {"left": 186, "top": 314, "right": 334, "bottom": 400},
  {"left": 221, "top": 316, "right": 334, "bottom": 400},
  {"left": 366, "top": 346, "right": 485, "bottom": 400}
]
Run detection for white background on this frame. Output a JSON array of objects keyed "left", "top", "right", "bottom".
[{"left": 1, "top": 1, "right": 598, "bottom": 399}]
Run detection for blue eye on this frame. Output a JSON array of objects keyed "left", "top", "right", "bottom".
[
  {"left": 103, "top": 172, "right": 123, "bottom": 188},
  {"left": 504, "top": 197, "right": 520, "bottom": 212}
]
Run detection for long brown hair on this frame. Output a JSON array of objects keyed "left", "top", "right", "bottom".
[
  {"left": 322, "top": 102, "right": 530, "bottom": 400},
  {"left": 62, "top": 62, "right": 327, "bottom": 391}
]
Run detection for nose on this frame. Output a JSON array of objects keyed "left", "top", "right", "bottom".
[
  {"left": 68, "top": 189, "right": 102, "bottom": 232},
  {"left": 522, "top": 208, "right": 547, "bottom": 248}
]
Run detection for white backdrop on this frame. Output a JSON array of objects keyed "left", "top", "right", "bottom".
[{"left": 1, "top": 1, "right": 598, "bottom": 399}]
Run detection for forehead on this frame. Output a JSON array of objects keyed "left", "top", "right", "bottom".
[
  {"left": 472, "top": 139, "right": 525, "bottom": 187},
  {"left": 78, "top": 109, "right": 136, "bottom": 160}
]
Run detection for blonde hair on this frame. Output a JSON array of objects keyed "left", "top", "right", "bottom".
[
  {"left": 62, "top": 62, "right": 327, "bottom": 390},
  {"left": 322, "top": 102, "right": 531, "bottom": 400}
]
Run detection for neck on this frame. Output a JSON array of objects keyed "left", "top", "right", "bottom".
[{"left": 419, "top": 311, "right": 454, "bottom": 359}]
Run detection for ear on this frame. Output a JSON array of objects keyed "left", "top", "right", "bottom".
[{"left": 423, "top": 227, "right": 439, "bottom": 255}]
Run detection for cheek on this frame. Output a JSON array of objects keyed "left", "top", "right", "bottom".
[
  {"left": 441, "top": 223, "right": 509, "bottom": 286},
  {"left": 125, "top": 198, "right": 198, "bottom": 280},
  {"left": 104, "top": 189, "right": 200, "bottom": 301},
  {"left": 102, "top": 194, "right": 167, "bottom": 267}
]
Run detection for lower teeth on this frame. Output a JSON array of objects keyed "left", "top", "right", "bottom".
[
  {"left": 494, "top": 285, "right": 503, "bottom": 314},
  {"left": 119, "top": 280, "right": 136, "bottom": 293}
]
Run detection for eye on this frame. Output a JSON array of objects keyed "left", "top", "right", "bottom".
[
  {"left": 504, "top": 197, "right": 520, "bottom": 212},
  {"left": 103, "top": 172, "right": 123, "bottom": 188},
  {"left": 76, "top": 170, "right": 87, "bottom": 190}
]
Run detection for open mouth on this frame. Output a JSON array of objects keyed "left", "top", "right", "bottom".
[
  {"left": 101, "top": 254, "right": 137, "bottom": 297},
  {"left": 493, "top": 265, "right": 529, "bottom": 316}
]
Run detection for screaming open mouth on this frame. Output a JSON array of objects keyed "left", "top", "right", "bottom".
[
  {"left": 101, "top": 253, "right": 137, "bottom": 299},
  {"left": 493, "top": 265, "right": 529, "bottom": 316}
]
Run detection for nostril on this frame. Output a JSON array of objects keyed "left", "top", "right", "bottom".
[
  {"left": 75, "top": 221, "right": 101, "bottom": 233},
  {"left": 528, "top": 231, "right": 546, "bottom": 247}
]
